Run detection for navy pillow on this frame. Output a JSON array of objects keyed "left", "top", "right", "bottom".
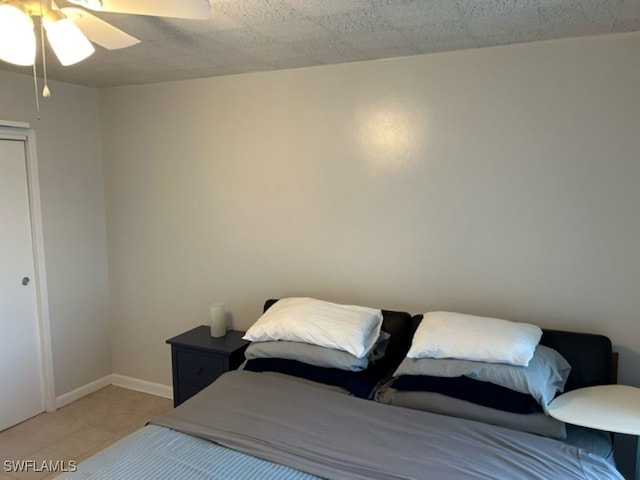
[
  {"left": 244, "top": 357, "right": 389, "bottom": 399},
  {"left": 391, "top": 375, "right": 542, "bottom": 414}
]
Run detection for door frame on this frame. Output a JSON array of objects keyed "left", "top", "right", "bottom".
[{"left": 0, "top": 123, "right": 56, "bottom": 413}]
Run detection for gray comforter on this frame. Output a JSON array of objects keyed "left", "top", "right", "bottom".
[{"left": 152, "top": 370, "right": 622, "bottom": 480}]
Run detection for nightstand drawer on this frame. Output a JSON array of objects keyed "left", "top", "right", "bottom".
[{"left": 176, "top": 350, "right": 226, "bottom": 387}]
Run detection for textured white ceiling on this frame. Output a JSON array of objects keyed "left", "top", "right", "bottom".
[{"left": 2, "top": 0, "right": 639, "bottom": 88}]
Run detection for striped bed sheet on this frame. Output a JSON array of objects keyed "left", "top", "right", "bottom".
[{"left": 54, "top": 424, "right": 319, "bottom": 480}]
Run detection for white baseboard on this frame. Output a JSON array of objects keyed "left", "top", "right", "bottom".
[
  {"left": 55, "top": 374, "right": 113, "bottom": 409},
  {"left": 55, "top": 374, "right": 173, "bottom": 409},
  {"left": 111, "top": 374, "right": 173, "bottom": 400}
]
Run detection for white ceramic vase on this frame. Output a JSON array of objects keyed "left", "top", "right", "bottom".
[{"left": 208, "top": 302, "right": 226, "bottom": 338}]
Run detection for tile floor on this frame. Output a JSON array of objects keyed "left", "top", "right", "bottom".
[{"left": 0, "top": 386, "right": 173, "bottom": 480}]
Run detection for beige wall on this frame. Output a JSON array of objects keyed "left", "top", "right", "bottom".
[
  {"left": 0, "top": 70, "right": 110, "bottom": 396},
  {"left": 100, "top": 32, "right": 640, "bottom": 388}
]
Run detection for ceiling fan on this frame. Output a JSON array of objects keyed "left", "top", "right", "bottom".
[{"left": 0, "top": 0, "right": 211, "bottom": 67}]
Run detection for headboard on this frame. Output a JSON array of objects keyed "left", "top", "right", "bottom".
[{"left": 539, "top": 329, "right": 615, "bottom": 390}]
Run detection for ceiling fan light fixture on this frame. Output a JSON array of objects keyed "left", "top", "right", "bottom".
[
  {"left": 43, "top": 9, "right": 95, "bottom": 66},
  {"left": 0, "top": 1, "right": 36, "bottom": 66}
]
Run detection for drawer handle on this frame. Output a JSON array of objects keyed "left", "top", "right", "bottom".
[{"left": 195, "top": 367, "right": 203, "bottom": 374}]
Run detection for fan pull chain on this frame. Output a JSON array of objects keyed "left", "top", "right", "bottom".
[
  {"left": 39, "top": 1, "right": 51, "bottom": 98},
  {"left": 32, "top": 63, "right": 41, "bottom": 120}
]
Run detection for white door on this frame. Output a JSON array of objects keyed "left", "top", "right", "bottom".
[{"left": 0, "top": 138, "right": 44, "bottom": 431}]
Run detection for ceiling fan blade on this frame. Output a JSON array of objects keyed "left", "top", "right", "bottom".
[
  {"left": 69, "top": 0, "right": 211, "bottom": 19},
  {"left": 61, "top": 7, "right": 140, "bottom": 50}
]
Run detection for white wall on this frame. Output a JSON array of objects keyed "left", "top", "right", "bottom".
[
  {"left": 0, "top": 70, "right": 110, "bottom": 396},
  {"left": 100, "top": 32, "right": 640, "bottom": 388}
]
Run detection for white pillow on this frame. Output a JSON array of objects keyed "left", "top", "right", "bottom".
[
  {"left": 407, "top": 311, "right": 542, "bottom": 366},
  {"left": 243, "top": 297, "right": 383, "bottom": 359}
]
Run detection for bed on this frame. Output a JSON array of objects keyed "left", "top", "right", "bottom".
[{"left": 56, "top": 298, "right": 623, "bottom": 480}]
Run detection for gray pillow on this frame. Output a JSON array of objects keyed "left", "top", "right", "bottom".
[
  {"left": 393, "top": 344, "right": 570, "bottom": 412},
  {"left": 245, "top": 331, "right": 391, "bottom": 372},
  {"left": 375, "top": 386, "right": 566, "bottom": 439}
]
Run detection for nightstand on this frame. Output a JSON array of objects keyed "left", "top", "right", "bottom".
[{"left": 166, "top": 326, "right": 249, "bottom": 407}]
